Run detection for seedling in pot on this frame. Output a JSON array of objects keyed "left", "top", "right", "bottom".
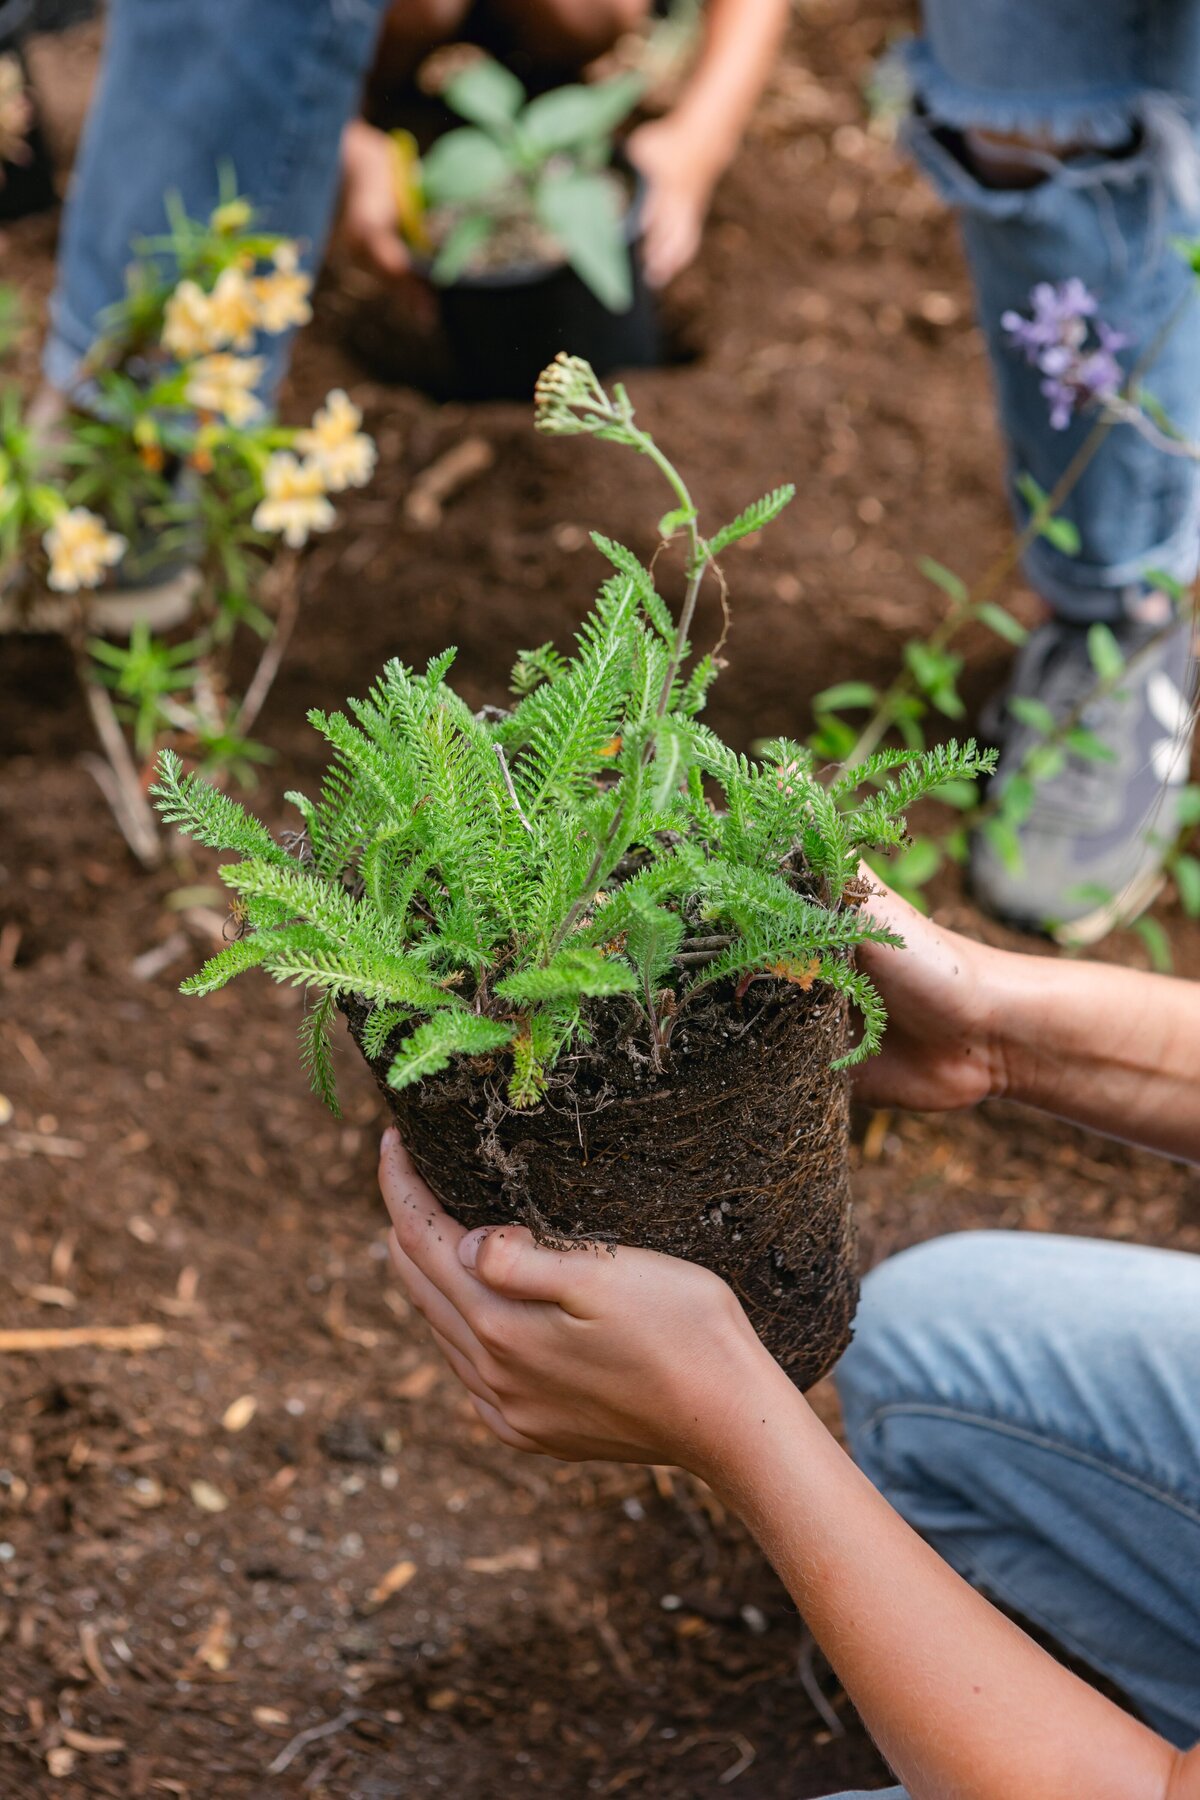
[
  {"left": 155, "top": 355, "right": 994, "bottom": 1385},
  {"left": 410, "top": 54, "right": 643, "bottom": 311}
]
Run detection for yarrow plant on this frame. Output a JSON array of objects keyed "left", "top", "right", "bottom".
[
  {"left": 155, "top": 355, "right": 994, "bottom": 1112},
  {"left": 0, "top": 188, "right": 378, "bottom": 863}
]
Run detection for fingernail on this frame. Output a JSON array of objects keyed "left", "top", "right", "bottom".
[
  {"left": 381, "top": 1126, "right": 399, "bottom": 1152},
  {"left": 459, "top": 1227, "right": 491, "bottom": 1271}
]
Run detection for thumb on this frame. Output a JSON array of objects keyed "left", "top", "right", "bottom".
[{"left": 461, "top": 1224, "right": 592, "bottom": 1312}]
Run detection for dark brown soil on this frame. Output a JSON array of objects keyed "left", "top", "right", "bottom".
[
  {"left": 351, "top": 982, "right": 857, "bottom": 1390},
  {"left": 2, "top": 4, "right": 1199, "bottom": 1797}
]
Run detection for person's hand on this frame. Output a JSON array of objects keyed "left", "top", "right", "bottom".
[
  {"left": 626, "top": 116, "right": 717, "bottom": 289},
  {"left": 339, "top": 119, "right": 412, "bottom": 280},
  {"left": 853, "top": 880, "right": 1008, "bottom": 1113},
  {"left": 379, "top": 1130, "right": 771, "bottom": 1471}
]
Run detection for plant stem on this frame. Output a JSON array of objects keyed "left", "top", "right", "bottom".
[
  {"left": 547, "top": 438, "right": 707, "bottom": 960},
  {"left": 1103, "top": 395, "right": 1200, "bottom": 461},
  {"left": 632, "top": 430, "right": 709, "bottom": 715},
  {"left": 494, "top": 743, "right": 534, "bottom": 834},
  {"left": 842, "top": 413, "right": 1112, "bottom": 768},
  {"left": 545, "top": 801, "right": 627, "bottom": 959},
  {"left": 236, "top": 552, "right": 299, "bottom": 735},
  {"left": 75, "top": 664, "right": 163, "bottom": 868}
]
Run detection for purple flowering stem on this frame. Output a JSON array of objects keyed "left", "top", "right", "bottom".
[{"left": 839, "top": 283, "right": 1195, "bottom": 770}]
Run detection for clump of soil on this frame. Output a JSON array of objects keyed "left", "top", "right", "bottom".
[{"left": 347, "top": 977, "right": 857, "bottom": 1390}]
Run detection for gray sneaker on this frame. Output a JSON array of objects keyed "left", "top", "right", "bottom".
[{"left": 970, "top": 614, "right": 1196, "bottom": 944}]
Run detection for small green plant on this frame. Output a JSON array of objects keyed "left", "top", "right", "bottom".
[
  {"left": 156, "top": 356, "right": 993, "bottom": 1114},
  {"left": 413, "top": 55, "right": 643, "bottom": 310}
]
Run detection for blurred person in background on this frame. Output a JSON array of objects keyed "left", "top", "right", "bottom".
[
  {"left": 889, "top": 2, "right": 1200, "bottom": 941},
  {"left": 45, "top": 0, "right": 786, "bottom": 412},
  {"left": 340, "top": 0, "right": 788, "bottom": 292},
  {"left": 36, "top": 0, "right": 1198, "bottom": 940},
  {"left": 28, "top": 0, "right": 782, "bottom": 618}
]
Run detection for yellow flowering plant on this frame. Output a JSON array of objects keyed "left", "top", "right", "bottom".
[{"left": 0, "top": 188, "right": 378, "bottom": 865}]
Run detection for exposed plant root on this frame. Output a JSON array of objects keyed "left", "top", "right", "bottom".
[{"left": 345, "top": 980, "right": 857, "bottom": 1388}]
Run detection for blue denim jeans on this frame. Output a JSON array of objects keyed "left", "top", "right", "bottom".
[
  {"left": 899, "top": 0, "right": 1200, "bottom": 622},
  {"left": 818, "top": 1230, "right": 1200, "bottom": 1799},
  {"left": 44, "top": 0, "right": 391, "bottom": 401}
]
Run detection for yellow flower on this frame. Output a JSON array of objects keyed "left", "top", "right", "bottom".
[
  {"left": 252, "top": 453, "right": 335, "bottom": 548},
  {"left": 295, "top": 389, "right": 376, "bottom": 492},
  {"left": 206, "top": 265, "right": 260, "bottom": 351},
  {"left": 43, "top": 507, "right": 127, "bottom": 592},
  {"left": 252, "top": 262, "right": 313, "bottom": 335},
  {"left": 272, "top": 241, "right": 301, "bottom": 273},
  {"left": 185, "top": 353, "right": 265, "bottom": 427},
  {"left": 161, "top": 278, "right": 219, "bottom": 359}
]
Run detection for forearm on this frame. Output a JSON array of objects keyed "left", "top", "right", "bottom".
[
  {"left": 667, "top": 0, "right": 790, "bottom": 178},
  {"left": 982, "top": 951, "right": 1200, "bottom": 1161},
  {"left": 701, "top": 1352, "right": 1181, "bottom": 1800}
]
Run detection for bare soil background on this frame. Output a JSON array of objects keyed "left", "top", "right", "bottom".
[{"left": 2, "top": 4, "right": 1198, "bottom": 1795}]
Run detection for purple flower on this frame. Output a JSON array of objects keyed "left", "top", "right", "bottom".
[
  {"left": 1040, "top": 375, "right": 1078, "bottom": 432},
  {"left": 1003, "top": 282, "right": 1126, "bottom": 429}
]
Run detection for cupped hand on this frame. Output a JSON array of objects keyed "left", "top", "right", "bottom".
[
  {"left": 379, "top": 1131, "right": 769, "bottom": 1471},
  {"left": 626, "top": 118, "right": 714, "bottom": 289},
  {"left": 853, "top": 880, "right": 1007, "bottom": 1113},
  {"left": 339, "top": 119, "right": 412, "bottom": 280}
]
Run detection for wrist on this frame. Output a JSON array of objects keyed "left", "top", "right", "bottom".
[
  {"left": 648, "top": 106, "right": 730, "bottom": 190},
  {"left": 972, "top": 945, "right": 1047, "bottom": 1105},
  {"left": 680, "top": 1325, "right": 815, "bottom": 1490}
]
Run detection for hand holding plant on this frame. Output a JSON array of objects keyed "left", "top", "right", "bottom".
[
  {"left": 157, "top": 354, "right": 994, "bottom": 1384},
  {"left": 848, "top": 878, "right": 1006, "bottom": 1113},
  {"left": 340, "top": 117, "right": 414, "bottom": 281},
  {"left": 626, "top": 113, "right": 716, "bottom": 289},
  {"left": 380, "top": 1128, "right": 766, "bottom": 1471}
]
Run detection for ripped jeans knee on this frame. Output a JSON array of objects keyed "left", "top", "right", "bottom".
[{"left": 890, "top": 8, "right": 1200, "bottom": 620}]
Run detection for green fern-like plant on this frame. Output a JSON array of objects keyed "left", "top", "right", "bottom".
[{"left": 155, "top": 356, "right": 995, "bottom": 1115}]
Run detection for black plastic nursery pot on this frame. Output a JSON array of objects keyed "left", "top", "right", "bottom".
[
  {"left": 431, "top": 165, "right": 662, "bottom": 402},
  {"left": 346, "top": 977, "right": 859, "bottom": 1391},
  {"left": 0, "top": 1, "right": 56, "bottom": 222}
]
